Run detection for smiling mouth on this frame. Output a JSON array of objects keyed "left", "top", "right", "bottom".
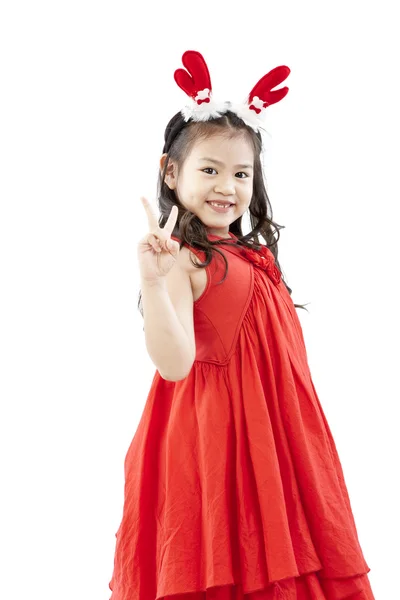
[{"left": 206, "top": 201, "right": 235, "bottom": 207}]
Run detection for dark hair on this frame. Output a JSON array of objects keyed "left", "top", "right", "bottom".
[{"left": 138, "top": 109, "right": 309, "bottom": 316}]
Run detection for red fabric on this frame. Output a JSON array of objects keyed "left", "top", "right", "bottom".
[{"left": 109, "top": 232, "right": 374, "bottom": 600}]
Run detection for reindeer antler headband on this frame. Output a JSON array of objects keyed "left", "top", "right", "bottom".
[{"left": 173, "top": 50, "right": 291, "bottom": 134}]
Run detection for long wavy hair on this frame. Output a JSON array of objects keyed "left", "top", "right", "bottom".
[{"left": 138, "top": 110, "right": 309, "bottom": 316}]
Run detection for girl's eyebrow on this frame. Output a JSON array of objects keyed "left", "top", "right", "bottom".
[{"left": 198, "top": 157, "right": 253, "bottom": 170}]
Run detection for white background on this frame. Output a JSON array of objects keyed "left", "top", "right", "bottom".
[{"left": 1, "top": 1, "right": 398, "bottom": 598}]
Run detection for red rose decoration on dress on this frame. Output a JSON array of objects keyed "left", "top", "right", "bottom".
[{"left": 239, "top": 244, "right": 281, "bottom": 285}]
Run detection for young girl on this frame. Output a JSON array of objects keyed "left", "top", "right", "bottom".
[{"left": 108, "top": 51, "right": 374, "bottom": 600}]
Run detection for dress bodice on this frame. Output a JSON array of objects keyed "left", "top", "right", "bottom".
[{"left": 207, "top": 232, "right": 281, "bottom": 286}]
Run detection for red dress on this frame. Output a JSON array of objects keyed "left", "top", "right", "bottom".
[{"left": 108, "top": 232, "right": 374, "bottom": 600}]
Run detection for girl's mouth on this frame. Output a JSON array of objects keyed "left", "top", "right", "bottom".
[{"left": 206, "top": 202, "right": 234, "bottom": 213}]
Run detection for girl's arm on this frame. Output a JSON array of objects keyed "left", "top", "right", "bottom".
[{"left": 141, "top": 266, "right": 195, "bottom": 382}]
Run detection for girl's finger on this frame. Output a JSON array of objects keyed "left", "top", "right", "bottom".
[
  {"left": 163, "top": 205, "right": 179, "bottom": 235},
  {"left": 148, "top": 233, "right": 162, "bottom": 253},
  {"left": 140, "top": 196, "right": 159, "bottom": 231}
]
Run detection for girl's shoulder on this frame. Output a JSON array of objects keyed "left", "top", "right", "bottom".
[{"left": 171, "top": 236, "right": 204, "bottom": 273}]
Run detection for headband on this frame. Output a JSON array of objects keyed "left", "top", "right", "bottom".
[{"left": 173, "top": 50, "right": 291, "bottom": 134}]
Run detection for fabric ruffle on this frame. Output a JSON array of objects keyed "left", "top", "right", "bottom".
[{"left": 237, "top": 244, "right": 281, "bottom": 285}]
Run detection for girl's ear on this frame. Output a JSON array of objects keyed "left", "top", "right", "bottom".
[{"left": 160, "top": 153, "right": 177, "bottom": 190}]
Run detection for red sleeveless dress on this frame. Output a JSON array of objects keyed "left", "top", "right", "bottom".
[{"left": 108, "top": 232, "right": 374, "bottom": 600}]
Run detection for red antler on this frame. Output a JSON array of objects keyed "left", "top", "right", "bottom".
[
  {"left": 174, "top": 50, "right": 212, "bottom": 104},
  {"left": 247, "top": 66, "right": 291, "bottom": 113}
]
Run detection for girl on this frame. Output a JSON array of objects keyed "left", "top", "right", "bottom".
[{"left": 108, "top": 51, "right": 374, "bottom": 600}]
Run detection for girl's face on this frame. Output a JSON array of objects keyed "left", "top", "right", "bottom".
[{"left": 160, "top": 133, "right": 254, "bottom": 238}]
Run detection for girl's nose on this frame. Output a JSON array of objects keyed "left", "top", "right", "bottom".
[{"left": 214, "top": 178, "right": 236, "bottom": 195}]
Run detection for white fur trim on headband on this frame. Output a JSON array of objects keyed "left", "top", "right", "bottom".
[
  {"left": 227, "top": 100, "right": 267, "bottom": 133},
  {"left": 181, "top": 95, "right": 230, "bottom": 122},
  {"left": 180, "top": 95, "right": 272, "bottom": 139}
]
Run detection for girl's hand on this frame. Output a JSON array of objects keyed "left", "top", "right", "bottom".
[{"left": 137, "top": 196, "right": 180, "bottom": 282}]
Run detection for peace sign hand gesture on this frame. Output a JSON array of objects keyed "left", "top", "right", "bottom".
[{"left": 137, "top": 196, "right": 181, "bottom": 283}]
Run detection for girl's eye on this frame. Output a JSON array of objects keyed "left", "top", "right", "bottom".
[{"left": 202, "top": 168, "right": 249, "bottom": 179}]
